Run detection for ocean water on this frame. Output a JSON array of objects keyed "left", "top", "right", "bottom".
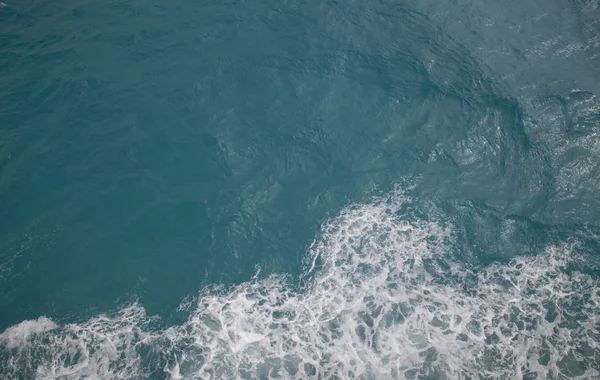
[{"left": 1, "top": 0, "right": 600, "bottom": 378}]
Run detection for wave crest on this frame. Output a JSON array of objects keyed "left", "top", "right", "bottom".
[{"left": 1, "top": 189, "right": 599, "bottom": 379}]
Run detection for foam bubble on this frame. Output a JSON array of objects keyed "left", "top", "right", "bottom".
[{"left": 1, "top": 188, "right": 599, "bottom": 379}]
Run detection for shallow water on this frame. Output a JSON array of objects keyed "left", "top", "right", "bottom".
[{"left": 1, "top": 0, "right": 599, "bottom": 378}]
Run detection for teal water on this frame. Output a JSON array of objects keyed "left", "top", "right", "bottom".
[{"left": 1, "top": 0, "right": 600, "bottom": 378}]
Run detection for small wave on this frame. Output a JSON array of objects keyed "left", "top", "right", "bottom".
[{"left": 1, "top": 188, "right": 599, "bottom": 379}]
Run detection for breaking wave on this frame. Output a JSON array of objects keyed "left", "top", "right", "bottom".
[{"left": 1, "top": 188, "right": 599, "bottom": 379}]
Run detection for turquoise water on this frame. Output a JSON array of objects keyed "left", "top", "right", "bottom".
[{"left": 1, "top": 0, "right": 600, "bottom": 378}]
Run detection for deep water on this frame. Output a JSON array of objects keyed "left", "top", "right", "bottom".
[{"left": 1, "top": 0, "right": 600, "bottom": 378}]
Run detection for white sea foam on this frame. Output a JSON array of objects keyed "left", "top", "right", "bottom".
[
  {"left": 1, "top": 188, "right": 599, "bottom": 379},
  {"left": 0, "top": 317, "right": 56, "bottom": 350}
]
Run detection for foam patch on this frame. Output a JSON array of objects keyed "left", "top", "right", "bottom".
[{"left": 1, "top": 189, "right": 599, "bottom": 379}]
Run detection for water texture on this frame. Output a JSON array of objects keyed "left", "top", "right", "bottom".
[{"left": 1, "top": 0, "right": 599, "bottom": 378}]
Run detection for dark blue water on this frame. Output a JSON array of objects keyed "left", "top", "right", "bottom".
[{"left": 1, "top": 0, "right": 600, "bottom": 378}]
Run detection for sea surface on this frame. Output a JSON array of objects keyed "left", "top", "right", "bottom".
[{"left": 1, "top": 0, "right": 600, "bottom": 378}]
